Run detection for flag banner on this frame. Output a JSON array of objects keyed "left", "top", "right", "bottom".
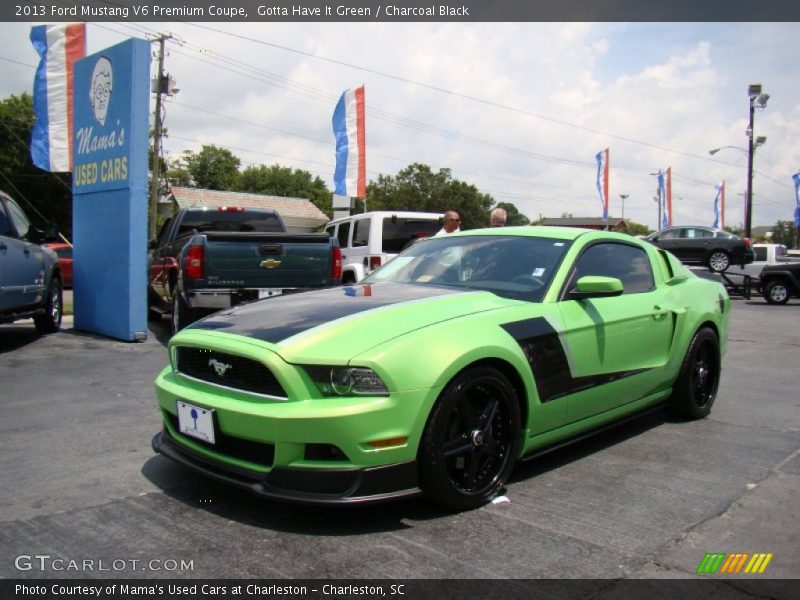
[
  {"left": 793, "top": 172, "right": 800, "bottom": 228},
  {"left": 657, "top": 170, "right": 666, "bottom": 228},
  {"left": 30, "top": 23, "right": 86, "bottom": 172},
  {"left": 332, "top": 86, "right": 366, "bottom": 198},
  {"left": 595, "top": 148, "right": 609, "bottom": 221},
  {"left": 664, "top": 167, "right": 672, "bottom": 228},
  {"left": 713, "top": 181, "right": 725, "bottom": 229}
]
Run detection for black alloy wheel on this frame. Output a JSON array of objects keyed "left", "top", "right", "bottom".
[
  {"left": 669, "top": 327, "right": 720, "bottom": 420},
  {"left": 419, "top": 367, "right": 521, "bottom": 510}
]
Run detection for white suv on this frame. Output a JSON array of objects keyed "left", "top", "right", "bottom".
[{"left": 325, "top": 211, "right": 443, "bottom": 283}]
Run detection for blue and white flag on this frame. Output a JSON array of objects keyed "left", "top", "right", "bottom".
[
  {"left": 594, "top": 148, "right": 609, "bottom": 221},
  {"left": 657, "top": 170, "right": 667, "bottom": 229},
  {"left": 30, "top": 23, "right": 86, "bottom": 172},
  {"left": 793, "top": 172, "right": 800, "bottom": 228},
  {"left": 712, "top": 181, "right": 725, "bottom": 229}
]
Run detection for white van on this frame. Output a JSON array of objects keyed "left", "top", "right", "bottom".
[{"left": 325, "top": 211, "right": 443, "bottom": 283}]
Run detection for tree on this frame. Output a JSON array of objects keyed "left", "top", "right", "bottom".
[
  {"left": 0, "top": 93, "right": 72, "bottom": 238},
  {"left": 238, "top": 164, "right": 333, "bottom": 216},
  {"left": 624, "top": 220, "right": 652, "bottom": 237},
  {"left": 766, "top": 220, "right": 796, "bottom": 247},
  {"left": 724, "top": 224, "right": 745, "bottom": 237},
  {"left": 364, "top": 163, "right": 495, "bottom": 230},
  {"left": 495, "top": 202, "right": 530, "bottom": 226},
  {"left": 179, "top": 145, "right": 240, "bottom": 190}
]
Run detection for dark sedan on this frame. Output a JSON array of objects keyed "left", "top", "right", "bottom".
[{"left": 645, "top": 226, "right": 754, "bottom": 272}]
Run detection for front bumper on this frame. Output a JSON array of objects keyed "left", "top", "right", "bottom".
[{"left": 152, "top": 429, "right": 421, "bottom": 506}]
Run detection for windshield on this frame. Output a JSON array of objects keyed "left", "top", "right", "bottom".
[{"left": 363, "top": 234, "right": 572, "bottom": 302}]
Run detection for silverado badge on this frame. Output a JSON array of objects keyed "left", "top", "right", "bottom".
[
  {"left": 208, "top": 358, "right": 233, "bottom": 377},
  {"left": 260, "top": 259, "right": 282, "bottom": 269}
]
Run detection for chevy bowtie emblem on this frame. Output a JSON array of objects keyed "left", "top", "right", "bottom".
[
  {"left": 208, "top": 358, "right": 233, "bottom": 377},
  {"left": 260, "top": 259, "right": 282, "bottom": 269}
]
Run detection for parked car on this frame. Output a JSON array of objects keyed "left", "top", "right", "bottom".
[
  {"left": 153, "top": 227, "right": 729, "bottom": 509},
  {"left": 0, "top": 191, "right": 62, "bottom": 333},
  {"left": 644, "top": 226, "right": 754, "bottom": 272},
  {"left": 325, "top": 211, "right": 443, "bottom": 283},
  {"left": 44, "top": 242, "right": 73, "bottom": 287},
  {"left": 759, "top": 262, "right": 800, "bottom": 305},
  {"left": 148, "top": 207, "right": 342, "bottom": 334}
]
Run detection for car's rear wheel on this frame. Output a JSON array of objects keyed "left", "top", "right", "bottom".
[
  {"left": 418, "top": 367, "right": 521, "bottom": 510},
  {"left": 34, "top": 276, "right": 62, "bottom": 334},
  {"left": 763, "top": 279, "right": 790, "bottom": 305},
  {"left": 706, "top": 250, "right": 730, "bottom": 273},
  {"left": 669, "top": 327, "right": 720, "bottom": 420}
]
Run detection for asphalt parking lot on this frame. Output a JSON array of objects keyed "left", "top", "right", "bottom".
[{"left": 0, "top": 297, "right": 798, "bottom": 587}]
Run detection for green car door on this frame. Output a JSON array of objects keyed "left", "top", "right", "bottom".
[{"left": 557, "top": 241, "right": 675, "bottom": 422}]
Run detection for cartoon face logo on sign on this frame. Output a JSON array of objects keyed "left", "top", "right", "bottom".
[{"left": 89, "top": 56, "right": 112, "bottom": 126}]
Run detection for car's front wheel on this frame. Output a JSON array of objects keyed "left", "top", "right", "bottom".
[
  {"left": 418, "top": 367, "right": 521, "bottom": 510},
  {"left": 34, "top": 276, "right": 62, "bottom": 334},
  {"left": 669, "top": 327, "right": 720, "bottom": 420},
  {"left": 763, "top": 279, "right": 790, "bottom": 305},
  {"left": 706, "top": 250, "right": 730, "bottom": 273}
]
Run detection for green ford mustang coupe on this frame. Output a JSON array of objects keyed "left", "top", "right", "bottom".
[{"left": 152, "top": 227, "right": 729, "bottom": 509}]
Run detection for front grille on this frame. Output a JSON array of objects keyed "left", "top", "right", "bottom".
[
  {"left": 165, "top": 411, "right": 275, "bottom": 468},
  {"left": 175, "top": 347, "right": 287, "bottom": 398}
]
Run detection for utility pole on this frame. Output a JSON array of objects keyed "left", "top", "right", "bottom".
[{"left": 149, "top": 34, "right": 172, "bottom": 241}]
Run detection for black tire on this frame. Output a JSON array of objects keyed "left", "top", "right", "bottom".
[
  {"left": 171, "top": 291, "right": 192, "bottom": 335},
  {"left": 669, "top": 327, "right": 720, "bottom": 420},
  {"left": 34, "top": 276, "right": 62, "bottom": 334},
  {"left": 418, "top": 367, "right": 521, "bottom": 510},
  {"left": 342, "top": 272, "right": 357, "bottom": 285},
  {"left": 706, "top": 250, "right": 730, "bottom": 273},
  {"left": 763, "top": 279, "right": 790, "bottom": 305}
]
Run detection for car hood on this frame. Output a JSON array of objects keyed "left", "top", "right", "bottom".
[{"left": 189, "top": 282, "right": 516, "bottom": 362}]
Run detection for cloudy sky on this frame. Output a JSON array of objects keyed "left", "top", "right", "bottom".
[{"left": 1, "top": 20, "right": 798, "bottom": 230}]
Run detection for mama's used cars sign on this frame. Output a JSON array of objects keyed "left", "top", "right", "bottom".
[{"left": 72, "top": 38, "right": 149, "bottom": 341}]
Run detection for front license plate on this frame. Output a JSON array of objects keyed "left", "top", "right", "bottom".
[
  {"left": 177, "top": 401, "right": 216, "bottom": 444},
  {"left": 258, "top": 289, "right": 282, "bottom": 299}
]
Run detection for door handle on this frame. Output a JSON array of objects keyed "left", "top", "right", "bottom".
[{"left": 650, "top": 305, "right": 670, "bottom": 319}]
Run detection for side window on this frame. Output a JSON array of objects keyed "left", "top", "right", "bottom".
[
  {"left": 0, "top": 202, "right": 12, "bottom": 236},
  {"left": 337, "top": 222, "right": 351, "bottom": 249},
  {"left": 5, "top": 198, "right": 31, "bottom": 240},
  {"left": 352, "top": 219, "right": 370, "bottom": 248},
  {"left": 155, "top": 217, "right": 174, "bottom": 247},
  {"left": 569, "top": 242, "right": 655, "bottom": 295},
  {"left": 659, "top": 228, "right": 679, "bottom": 240}
]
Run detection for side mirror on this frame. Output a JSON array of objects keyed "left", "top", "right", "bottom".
[{"left": 569, "top": 276, "right": 624, "bottom": 300}]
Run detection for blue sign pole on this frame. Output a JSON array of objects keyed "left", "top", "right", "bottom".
[{"left": 71, "top": 39, "right": 150, "bottom": 341}]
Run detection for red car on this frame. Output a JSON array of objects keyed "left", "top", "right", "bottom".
[{"left": 44, "top": 242, "right": 73, "bottom": 287}]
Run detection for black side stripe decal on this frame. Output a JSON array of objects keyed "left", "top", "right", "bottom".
[{"left": 501, "top": 317, "right": 649, "bottom": 403}]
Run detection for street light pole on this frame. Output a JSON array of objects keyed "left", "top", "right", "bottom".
[
  {"left": 619, "top": 194, "right": 628, "bottom": 220},
  {"left": 745, "top": 84, "right": 769, "bottom": 240},
  {"left": 745, "top": 93, "right": 756, "bottom": 240}
]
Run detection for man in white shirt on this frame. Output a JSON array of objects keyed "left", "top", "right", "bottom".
[{"left": 434, "top": 211, "right": 461, "bottom": 236}]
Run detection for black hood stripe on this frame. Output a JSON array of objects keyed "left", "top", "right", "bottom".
[{"left": 189, "top": 283, "right": 464, "bottom": 344}]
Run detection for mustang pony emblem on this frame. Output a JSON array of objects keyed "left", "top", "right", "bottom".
[{"left": 208, "top": 358, "right": 233, "bottom": 377}]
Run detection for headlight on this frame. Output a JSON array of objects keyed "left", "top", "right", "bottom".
[{"left": 305, "top": 366, "right": 389, "bottom": 397}]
